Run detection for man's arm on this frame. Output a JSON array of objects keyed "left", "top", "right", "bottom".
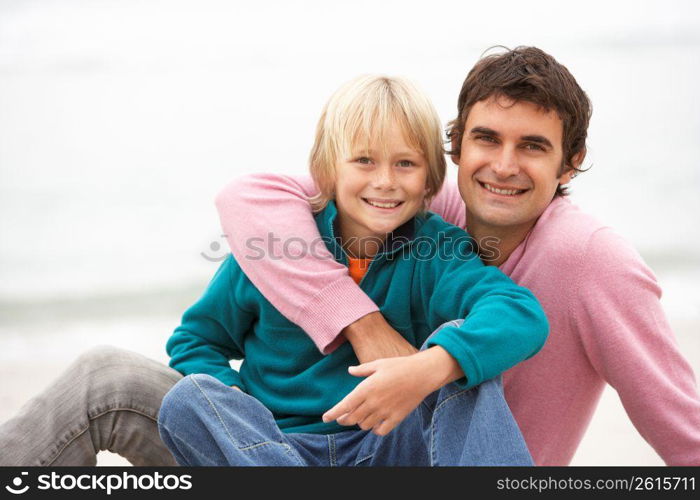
[
  {"left": 215, "top": 173, "right": 465, "bottom": 359},
  {"left": 574, "top": 229, "right": 700, "bottom": 465}
]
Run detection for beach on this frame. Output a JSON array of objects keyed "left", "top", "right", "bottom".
[{"left": 0, "top": 280, "right": 697, "bottom": 466}]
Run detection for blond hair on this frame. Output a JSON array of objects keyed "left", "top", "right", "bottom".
[{"left": 308, "top": 75, "right": 446, "bottom": 212}]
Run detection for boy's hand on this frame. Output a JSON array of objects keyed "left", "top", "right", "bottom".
[
  {"left": 342, "top": 312, "right": 418, "bottom": 363},
  {"left": 322, "top": 347, "right": 463, "bottom": 436}
]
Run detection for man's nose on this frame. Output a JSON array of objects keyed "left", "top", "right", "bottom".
[{"left": 492, "top": 146, "right": 520, "bottom": 178}]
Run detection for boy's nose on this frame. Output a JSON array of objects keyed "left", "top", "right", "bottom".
[{"left": 371, "top": 164, "right": 397, "bottom": 189}]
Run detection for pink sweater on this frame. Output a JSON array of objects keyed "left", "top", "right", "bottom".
[{"left": 215, "top": 173, "right": 700, "bottom": 465}]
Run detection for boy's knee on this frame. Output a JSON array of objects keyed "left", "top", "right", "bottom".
[
  {"left": 159, "top": 375, "right": 201, "bottom": 428},
  {"left": 159, "top": 374, "right": 227, "bottom": 419}
]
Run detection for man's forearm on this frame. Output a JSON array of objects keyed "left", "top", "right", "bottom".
[{"left": 342, "top": 312, "right": 418, "bottom": 363}]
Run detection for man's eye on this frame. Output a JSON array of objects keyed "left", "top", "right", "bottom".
[
  {"left": 475, "top": 135, "right": 497, "bottom": 144},
  {"left": 523, "top": 143, "right": 545, "bottom": 152}
]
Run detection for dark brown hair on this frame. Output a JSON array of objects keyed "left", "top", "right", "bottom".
[{"left": 446, "top": 46, "right": 592, "bottom": 196}]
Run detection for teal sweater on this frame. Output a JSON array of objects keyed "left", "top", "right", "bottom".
[{"left": 167, "top": 202, "right": 549, "bottom": 434}]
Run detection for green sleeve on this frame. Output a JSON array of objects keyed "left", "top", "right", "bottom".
[
  {"left": 166, "top": 255, "right": 255, "bottom": 390},
  {"left": 414, "top": 228, "right": 549, "bottom": 389}
]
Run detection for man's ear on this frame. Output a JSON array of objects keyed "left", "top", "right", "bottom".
[
  {"left": 560, "top": 149, "right": 586, "bottom": 185},
  {"left": 450, "top": 135, "right": 461, "bottom": 166}
]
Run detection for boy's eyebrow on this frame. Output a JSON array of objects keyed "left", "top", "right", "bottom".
[
  {"left": 470, "top": 127, "right": 554, "bottom": 149},
  {"left": 353, "top": 148, "right": 422, "bottom": 156}
]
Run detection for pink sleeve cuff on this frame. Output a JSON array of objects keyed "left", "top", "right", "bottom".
[{"left": 293, "top": 276, "right": 380, "bottom": 354}]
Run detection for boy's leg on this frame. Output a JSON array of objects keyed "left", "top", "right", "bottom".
[
  {"left": 353, "top": 320, "right": 532, "bottom": 466},
  {"left": 350, "top": 377, "right": 531, "bottom": 466},
  {"left": 422, "top": 319, "right": 532, "bottom": 465},
  {"left": 428, "top": 376, "right": 533, "bottom": 465},
  {"left": 0, "top": 346, "right": 181, "bottom": 466},
  {"left": 158, "top": 374, "right": 306, "bottom": 466}
]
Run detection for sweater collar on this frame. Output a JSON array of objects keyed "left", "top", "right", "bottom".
[{"left": 315, "top": 200, "right": 421, "bottom": 264}]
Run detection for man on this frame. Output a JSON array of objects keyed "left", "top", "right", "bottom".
[{"left": 214, "top": 47, "right": 700, "bottom": 465}]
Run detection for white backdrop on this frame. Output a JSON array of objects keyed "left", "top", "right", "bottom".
[{"left": 1, "top": 0, "right": 699, "bottom": 465}]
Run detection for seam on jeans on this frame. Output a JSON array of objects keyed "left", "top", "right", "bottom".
[
  {"left": 354, "top": 454, "right": 373, "bottom": 465},
  {"left": 327, "top": 434, "right": 337, "bottom": 467},
  {"left": 434, "top": 388, "right": 470, "bottom": 414},
  {"left": 239, "top": 441, "right": 303, "bottom": 466},
  {"left": 45, "top": 407, "right": 159, "bottom": 466},
  {"left": 160, "top": 424, "right": 219, "bottom": 466},
  {"left": 238, "top": 441, "right": 291, "bottom": 452},
  {"left": 189, "top": 375, "right": 240, "bottom": 449},
  {"left": 429, "top": 388, "right": 470, "bottom": 467}
]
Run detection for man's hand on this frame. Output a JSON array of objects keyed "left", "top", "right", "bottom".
[
  {"left": 342, "top": 312, "right": 418, "bottom": 364},
  {"left": 231, "top": 385, "right": 242, "bottom": 391},
  {"left": 322, "top": 347, "right": 464, "bottom": 436}
]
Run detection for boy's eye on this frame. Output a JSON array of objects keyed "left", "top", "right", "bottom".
[
  {"left": 355, "top": 157, "right": 372, "bottom": 164},
  {"left": 397, "top": 160, "right": 415, "bottom": 167}
]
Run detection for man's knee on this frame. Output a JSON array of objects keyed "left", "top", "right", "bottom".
[{"left": 72, "top": 346, "right": 180, "bottom": 407}]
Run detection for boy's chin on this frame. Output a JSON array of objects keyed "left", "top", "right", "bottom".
[{"left": 365, "top": 220, "right": 406, "bottom": 235}]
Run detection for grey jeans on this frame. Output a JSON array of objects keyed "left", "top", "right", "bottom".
[{"left": 0, "top": 346, "right": 182, "bottom": 466}]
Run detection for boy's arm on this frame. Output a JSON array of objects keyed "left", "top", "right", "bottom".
[
  {"left": 166, "top": 255, "right": 254, "bottom": 391},
  {"left": 419, "top": 252, "right": 549, "bottom": 388},
  {"left": 215, "top": 173, "right": 466, "bottom": 357},
  {"left": 574, "top": 229, "right": 700, "bottom": 465}
]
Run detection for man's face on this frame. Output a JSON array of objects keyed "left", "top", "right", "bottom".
[{"left": 454, "top": 95, "right": 574, "bottom": 236}]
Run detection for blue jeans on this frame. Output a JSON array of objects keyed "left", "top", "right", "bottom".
[{"left": 158, "top": 322, "right": 533, "bottom": 466}]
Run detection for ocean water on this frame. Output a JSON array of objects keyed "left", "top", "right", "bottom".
[{"left": 0, "top": 0, "right": 699, "bottom": 465}]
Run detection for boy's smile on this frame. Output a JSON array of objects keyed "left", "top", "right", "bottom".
[
  {"left": 335, "top": 123, "right": 428, "bottom": 259},
  {"left": 454, "top": 96, "right": 575, "bottom": 243}
]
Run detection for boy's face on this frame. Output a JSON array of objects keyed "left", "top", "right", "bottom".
[
  {"left": 335, "top": 122, "right": 428, "bottom": 256},
  {"left": 454, "top": 96, "right": 574, "bottom": 236}
]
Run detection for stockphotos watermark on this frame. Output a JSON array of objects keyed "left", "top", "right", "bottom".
[
  {"left": 201, "top": 233, "right": 502, "bottom": 263},
  {"left": 3, "top": 470, "right": 192, "bottom": 496}
]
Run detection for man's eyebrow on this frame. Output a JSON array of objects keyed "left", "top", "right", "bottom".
[
  {"left": 469, "top": 128, "right": 554, "bottom": 149},
  {"left": 521, "top": 135, "right": 553, "bottom": 149},
  {"left": 469, "top": 126, "right": 498, "bottom": 136}
]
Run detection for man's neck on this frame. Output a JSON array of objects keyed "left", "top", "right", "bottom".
[{"left": 466, "top": 217, "right": 535, "bottom": 267}]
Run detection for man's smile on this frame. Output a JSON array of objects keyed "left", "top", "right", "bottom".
[{"left": 477, "top": 181, "right": 529, "bottom": 197}]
